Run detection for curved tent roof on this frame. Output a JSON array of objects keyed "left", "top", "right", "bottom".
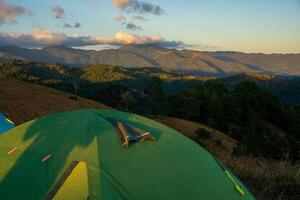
[{"left": 0, "top": 109, "right": 256, "bottom": 200}]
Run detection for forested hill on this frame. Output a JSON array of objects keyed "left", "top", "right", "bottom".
[
  {"left": 1, "top": 60, "right": 299, "bottom": 106},
  {"left": 1, "top": 44, "right": 300, "bottom": 76},
  {"left": 218, "top": 72, "right": 300, "bottom": 105}
]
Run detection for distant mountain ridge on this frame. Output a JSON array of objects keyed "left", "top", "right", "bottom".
[{"left": 0, "top": 44, "right": 300, "bottom": 77}]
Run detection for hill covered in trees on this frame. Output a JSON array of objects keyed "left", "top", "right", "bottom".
[
  {"left": 1, "top": 60, "right": 300, "bottom": 161},
  {"left": 218, "top": 72, "right": 300, "bottom": 105},
  {"left": 0, "top": 60, "right": 204, "bottom": 95},
  {"left": 1, "top": 60, "right": 299, "bottom": 105}
]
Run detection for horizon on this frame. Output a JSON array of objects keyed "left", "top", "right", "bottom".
[{"left": 0, "top": 0, "right": 299, "bottom": 53}]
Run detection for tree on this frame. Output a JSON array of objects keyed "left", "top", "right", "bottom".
[
  {"left": 144, "top": 77, "right": 169, "bottom": 115},
  {"left": 207, "top": 92, "right": 225, "bottom": 130},
  {"left": 97, "top": 84, "right": 134, "bottom": 110}
]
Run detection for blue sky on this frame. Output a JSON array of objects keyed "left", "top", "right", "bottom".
[{"left": 1, "top": 0, "right": 300, "bottom": 53}]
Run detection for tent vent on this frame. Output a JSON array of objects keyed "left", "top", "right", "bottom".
[{"left": 106, "top": 118, "right": 156, "bottom": 147}]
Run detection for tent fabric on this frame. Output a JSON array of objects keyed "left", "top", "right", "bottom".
[
  {"left": 51, "top": 161, "right": 89, "bottom": 200},
  {"left": 0, "top": 113, "right": 15, "bottom": 134},
  {"left": 0, "top": 109, "right": 256, "bottom": 200}
]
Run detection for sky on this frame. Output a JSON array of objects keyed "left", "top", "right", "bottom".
[{"left": 0, "top": 0, "right": 299, "bottom": 53}]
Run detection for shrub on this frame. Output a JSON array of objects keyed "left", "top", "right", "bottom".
[{"left": 196, "top": 128, "right": 212, "bottom": 140}]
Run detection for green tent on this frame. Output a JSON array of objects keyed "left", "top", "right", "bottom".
[{"left": 0, "top": 109, "right": 256, "bottom": 200}]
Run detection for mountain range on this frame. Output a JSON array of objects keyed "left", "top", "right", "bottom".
[{"left": 0, "top": 44, "right": 300, "bottom": 77}]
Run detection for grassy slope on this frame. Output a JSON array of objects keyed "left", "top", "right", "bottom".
[
  {"left": 152, "top": 116, "right": 237, "bottom": 159},
  {"left": 0, "top": 78, "right": 110, "bottom": 125}
]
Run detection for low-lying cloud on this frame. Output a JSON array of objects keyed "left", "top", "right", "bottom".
[
  {"left": 52, "top": 6, "right": 65, "bottom": 19},
  {"left": 0, "top": 29, "right": 187, "bottom": 49},
  {"left": 0, "top": 0, "right": 30, "bottom": 25},
  {"left": 112, "top": 0, "right": 164, "bottom": 15}
]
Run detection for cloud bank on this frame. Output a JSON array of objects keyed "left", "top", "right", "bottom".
[
  {"left": 0, "top": 0, "right": 30, "bottom": 25},
  {"left": 52, "top": 6, "right": 65, "bottom": 19},
  {"left": 0, "top": 29, "right": 187, "bottom": 49},
  {"left": 112, "top": 0, "right": 164, "bottom": 15}
]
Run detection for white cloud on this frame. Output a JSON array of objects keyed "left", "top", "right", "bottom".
[
  {"left": 0, "top": 0, "right": 30, "bottom": 25},
  {"left": 0, "top": 29, "right": 187, "bottom": 49},
  {"left": 0, "top": 29, "right": 65, "bottom": 47}
]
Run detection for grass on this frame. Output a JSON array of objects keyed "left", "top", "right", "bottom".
[
  {"left": 0, "top": 78, "right": 110, "bottom": 125},
  {"left": 225, "top": 157, "right": 300, "bottom": 200}
]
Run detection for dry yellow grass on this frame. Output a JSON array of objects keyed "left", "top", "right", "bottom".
[
  {"left": 152, "top": 116, "right": 237, "bottom": 158},
  {"left": 0, "top": 78, "right": 110, "bottom": 124},
  {"left": 225, "top": 157, "right": 300, "bottom": 200}
]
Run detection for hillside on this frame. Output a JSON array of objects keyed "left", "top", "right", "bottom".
[
  {"left": 0, "top": 78, "right": 109, "bottom": 125},
  {"left": 152, "top": 116, "right": 237, "bottom": 158},
  {"left": 1, "top": 45, "right": 300, "bottom": 76},
  {"left": 0, "top": 60, "right": 204, "bottom": 96},
  {"left": 211, "top": 51, "right": 300, "bottom": 75},
  {"left": 218, "top": 72, "right": 300, "bottom": 105}
]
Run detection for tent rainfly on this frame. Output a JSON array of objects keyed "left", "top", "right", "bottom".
[
  {"left": 0, "top": 109, "right": 256, "bottom": 200},
  {"left": 0, "top": 113, "right": 15, "bottom": 135}
]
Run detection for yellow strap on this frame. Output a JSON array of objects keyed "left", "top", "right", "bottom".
[
  {"left": 5, "top": 118, "right": 14, "bottom": 125},
  {"left": 225, "top": 170, "right": 245, "bottom": 196}
]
